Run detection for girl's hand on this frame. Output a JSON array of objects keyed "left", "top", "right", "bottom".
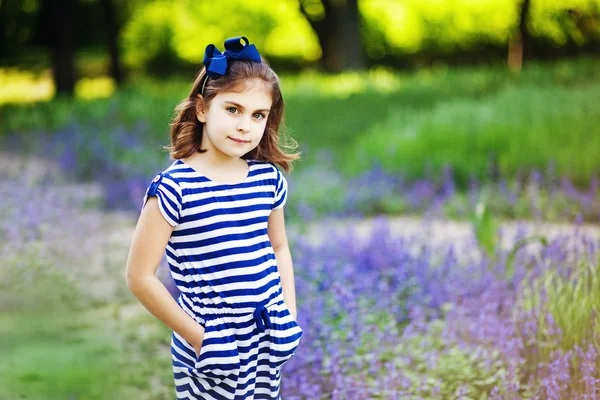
[
  {"left": 191, "top": 327, "right": 206, "bottom": 358},
  {"left": 193, "top": 342, "right": 202, "bottom": 358}
]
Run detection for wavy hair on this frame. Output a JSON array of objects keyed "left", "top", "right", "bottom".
[{"left": 164, "top": 57, "right": 300, "bottom": 173}]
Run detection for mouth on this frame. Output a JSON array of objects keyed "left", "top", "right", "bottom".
[{"left": 229, "top": 137, "right": 249, "bottom": 144}]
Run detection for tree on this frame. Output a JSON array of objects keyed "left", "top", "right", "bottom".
[
  {"left": 508, "top": 0, "right": 531, "bottom": 72},
  {"left": 36, "top": 0, "right": 126, "bottom": 96},
  {"left": 0, "top": 0, "right": 8, "bottom": 61},
  {"left": 39, "top": 0, "right": 77, "bottom": 95},
  {"left": 99, "top": 0, "right": 124, "bottom": 85},
  {"left": 299, "top": 0, "right": 366, "bottom": 72}
]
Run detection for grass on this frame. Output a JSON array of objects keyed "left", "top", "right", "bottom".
[
  {"left": 518, "top": 257, "right": 600, "bottom": 360},
  {"left": 1, "top": 56, "right": 599, "bottom": 188},
  {"left": 0, "top": 308, "right": 124, "bottom": 399},
  {"left": 347, "top": 82, "right": 600, "bottom": 187},
  {"left": 0, "top": 304, "right": 174, "bottom": 400}
]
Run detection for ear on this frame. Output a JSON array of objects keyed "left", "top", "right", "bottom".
[{"left": 195, "top": 94, "right": 207, "bottom": 123}]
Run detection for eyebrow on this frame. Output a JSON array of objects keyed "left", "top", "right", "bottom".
[{"left": 223, "top": 101, "right": 270, "bottom": 113}]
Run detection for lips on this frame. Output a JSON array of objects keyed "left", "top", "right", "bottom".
[{"left": 229, "top": 137, "right": 249, "bottom": 143}]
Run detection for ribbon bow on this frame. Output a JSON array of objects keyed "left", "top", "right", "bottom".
[
  {"left": 203, "top": 36, "right": 261, "bottom": 79},
  {"left": 253, "top": 305, "right": 273, "bottom": 332}
]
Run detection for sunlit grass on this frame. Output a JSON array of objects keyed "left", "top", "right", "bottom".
[
  {"left": 75, "top": 76, "right": 116, "bottom": 100},
  {"left": 0, "top": 68, "right": 115, "bottom": 105},
  {"left": 0, "top": 65, "right": 402, "bottom": 106},
  {"left": 281, "top": 66, "right": 402, "bottom": 97},
  {"left": 0, "top": 68, "right": 54, "bottom": 105}
]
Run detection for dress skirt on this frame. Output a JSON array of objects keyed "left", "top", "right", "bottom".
[{"left": 171, "top": 292, "right": 303, "bottom": 399}]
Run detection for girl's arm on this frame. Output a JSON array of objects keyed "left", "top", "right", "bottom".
[
  {"left": 267, "top": 207, "right": 298, "bottom": 321},
  {"left": 125, "top": 196, "right": 205, "bottom": 355}
]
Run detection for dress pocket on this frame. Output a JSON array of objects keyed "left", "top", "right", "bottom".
[
  {"left": 282, "top": 302, "right": 302, "bottom": 331},
  {"left": 270, "top": 302, "right": 304, "bottom": 370},
  {"left": 194, "top": 319, "right": 214, "bottom": 369},
  {"left": 194, "top": 317, "right": 242, "bottom": 381},
  {"left": 193, "top": 324, "right": 208, "bottom": 367}
]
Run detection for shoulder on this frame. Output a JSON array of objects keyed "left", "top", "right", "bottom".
[
  {"left": 255, "top": 160, "right": 283, "bottom": 177},
  {"left": 147, "top": 162, "right": 184, "bottom": 195},
  {"left": 267, "top": 163, "right": 287, "bottom": 185},
  {"left": 142, "top": 163, "right": 185, "bottom": 223},
  {"left": 263, "top": 162, "right": 287, "bottom": 191},
  {"left": 246, "top": 159, "right": 281, "bottom": 179},
  {"left": 153, "top": 160, "right": 194, "bottom": 189},
  {"left": 162, "top": 160, "right": 187, "bottom": 184}
]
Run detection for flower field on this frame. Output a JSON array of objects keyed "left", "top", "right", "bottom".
[{"left": 1, "top": 154, "right": 598, "bottom": 399}]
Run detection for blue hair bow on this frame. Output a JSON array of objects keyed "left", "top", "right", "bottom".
[{"left": 203, "top": 36, "right": 261, "bottom": 79}]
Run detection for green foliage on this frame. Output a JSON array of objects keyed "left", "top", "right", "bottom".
[
  {"left": 355, "top": 318, "right": 509, "bottom": 399},
  {"left": 361, "top": 0, "right": 518, "bottom": 55},
  {"left": 519, "top": 258, "right": 600, "bottom": 361},
  {"left": 468, "top": 194, "right": 550, "bottom": 282},
  {"left": 121, "top": 0, "right": 320, "bottom": 69},
  {"left": 471, "top": 197, "right": 500, "bottom": 258},
  {"left": 348, "top": 80, "right": 600, "bottom": 188},
  {"left": 118, "top": 0, "right": 600, "bottom": 70},
  {"left": 546, "top": 260, "right": 600, "bottom": 352}
]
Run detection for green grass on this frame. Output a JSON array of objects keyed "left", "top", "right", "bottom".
[
  {"left": 0, "top": 305, "right": 174, "bottom": 400},
  {"left": 0, "top": 309, "right": 123, "bottom": 399},
  {"left": 348, "top": 82, "right": 600, "bottom": 187},
  {"left": 518, "top": 258, "right": 600, "bottom": 358}
]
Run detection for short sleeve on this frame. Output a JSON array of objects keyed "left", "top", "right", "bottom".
[
  {"left": 141, "top": 172, "right": 182, "bottom": 227},
  {"left": 273, "top": 167, "right": 288, "bottom": 210}
]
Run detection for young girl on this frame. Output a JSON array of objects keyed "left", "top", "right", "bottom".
[{"left": 125, "top": 36, "right": 303, "bottom": 400}]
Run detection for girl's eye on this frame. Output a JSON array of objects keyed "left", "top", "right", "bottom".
[
  {"left": 253, "top": 113, "right": 266, "bottom": 120},
  {"left": 226, "top": 107, "right": 239, "bottom": 114}
]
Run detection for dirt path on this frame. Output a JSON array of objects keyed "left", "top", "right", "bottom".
[{"left": 288, "top": 214, "right": 600, "bottom": 250}]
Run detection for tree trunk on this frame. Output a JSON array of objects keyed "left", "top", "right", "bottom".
[
  {"left": 342, "top": 0, "right": 364, "bottom": 70},
  {"left": 99, "top": 0, "right": 123, "bottom": 85},
  {"left": 300, "top": 0, "right": 366, "bottom": 72},
  {"left": 508, "top": 0, "right": 531, "bottom": 72},
  {"left": 42, "top": 0, "right": 76, "bottom": 96},
  {"left": 0, "top": 0, "right": 8, "bottom": 61}
]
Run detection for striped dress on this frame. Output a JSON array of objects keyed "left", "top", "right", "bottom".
[{"left": 141, "top": 158, "right": 303, "bottom": 400}]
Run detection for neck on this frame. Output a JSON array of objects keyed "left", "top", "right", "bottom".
[{"left": 187, "top": 151, "right": 244, "bottom": 169}]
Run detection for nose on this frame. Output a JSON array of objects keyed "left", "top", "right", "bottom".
[{"left": 237, "top": 117, "right": 251, "bottom": 133}]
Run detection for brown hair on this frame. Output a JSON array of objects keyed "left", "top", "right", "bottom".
[{"left": 164, "top": 57, "right": 300, "bottom": 173}]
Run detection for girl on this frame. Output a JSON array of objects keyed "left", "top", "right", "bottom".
[{"left": 125, "top": 36, "right": 303, "bottom": 400}]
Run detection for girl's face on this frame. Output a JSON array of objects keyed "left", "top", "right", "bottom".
[{"left": 197, "top": 78, "right": 272, "bottom": 162}]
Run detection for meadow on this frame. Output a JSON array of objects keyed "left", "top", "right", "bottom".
[{"left": 1, "top": 56, "right": 599, "bottom": 399}]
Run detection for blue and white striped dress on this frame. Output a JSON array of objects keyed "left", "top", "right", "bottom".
[{"left": 141, "top": 158, "right": 303, "bottom": 400}]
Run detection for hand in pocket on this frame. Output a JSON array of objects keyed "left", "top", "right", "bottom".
[{"left": 191, "top": 325, "right": 206, "bottom": 360}]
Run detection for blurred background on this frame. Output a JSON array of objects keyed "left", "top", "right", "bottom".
[{"left": 1, "top": 0, "right": 599, "bottom": 399}]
